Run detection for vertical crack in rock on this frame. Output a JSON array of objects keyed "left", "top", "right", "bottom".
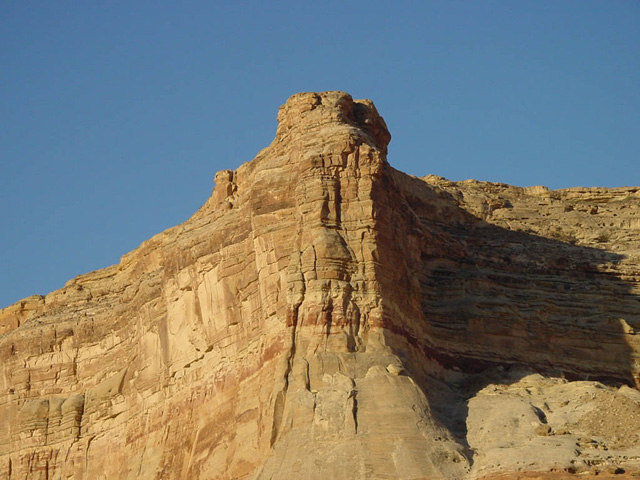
[
  {"left": 270, "top": 209, "right": 308, "bottom": 448},
  {"left": 348, "top": 388, "right": 358, "bottom": 434},
  {"left": 269, "top": 300, "right": 299, "bottom": 447}
]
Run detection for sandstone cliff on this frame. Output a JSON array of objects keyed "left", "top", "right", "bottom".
[{"left": 1, "top": 91, "right": 639, "bottom": 479}]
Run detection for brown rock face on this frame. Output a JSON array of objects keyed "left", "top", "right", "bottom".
[{"left": 1, "top": 91, "right": 639, "bottom": 479}]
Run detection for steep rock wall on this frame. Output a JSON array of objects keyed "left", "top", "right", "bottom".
[{"left": 1, "top": 91, "right": 639, "bottom": 479}]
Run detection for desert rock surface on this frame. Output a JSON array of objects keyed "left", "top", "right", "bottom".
[{"left": 1, "top": 91, "right": 639, "bottom": 479}]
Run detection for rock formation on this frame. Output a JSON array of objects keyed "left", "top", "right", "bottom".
[{"left": 1, "top": 91, "right": 639, "bottom": 479}]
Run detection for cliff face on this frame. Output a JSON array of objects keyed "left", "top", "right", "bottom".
[{"left": 1, "top": 91, "right": 639, "bottom": 479}]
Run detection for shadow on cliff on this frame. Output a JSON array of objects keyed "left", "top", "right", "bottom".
[{"left": 379, "top": 169, "right": 640, "bottom": 463}]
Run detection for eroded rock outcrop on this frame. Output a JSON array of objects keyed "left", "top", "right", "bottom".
[{"left": 1, "top": 91, "right": 639, "bottom": 479}]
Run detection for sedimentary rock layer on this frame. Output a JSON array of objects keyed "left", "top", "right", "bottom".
[{"left": 1, "top": 91, "right": 639, "bottom": 479}]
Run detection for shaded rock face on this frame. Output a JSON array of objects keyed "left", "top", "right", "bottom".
[{"left": 1, "top": 91, "right": 639, "bottom": 479}]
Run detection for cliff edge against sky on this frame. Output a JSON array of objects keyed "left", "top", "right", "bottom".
[{"left": 1, "top": 92, "right": 639, "bottom": 479}]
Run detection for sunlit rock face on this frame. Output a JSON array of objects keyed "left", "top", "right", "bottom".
[{"left": 1, "top": 91, "right": 639, "bottom": 479}]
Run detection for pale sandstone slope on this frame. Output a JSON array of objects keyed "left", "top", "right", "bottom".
[{"left": 1, "top": 91, "right": 639, "bottom": 479}]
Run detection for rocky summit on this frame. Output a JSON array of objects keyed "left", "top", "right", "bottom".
[{"left": 1, "top": 91, "right": 640, "bottom": 479}]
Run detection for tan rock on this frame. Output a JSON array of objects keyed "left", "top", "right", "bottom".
[{"left": 0, "top": 91, "right": 639, "bottom": 479}]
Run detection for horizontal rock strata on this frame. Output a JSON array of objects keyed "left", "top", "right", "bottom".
[{"left": 1, "top": 91, "right": 639, "bottom": 479}]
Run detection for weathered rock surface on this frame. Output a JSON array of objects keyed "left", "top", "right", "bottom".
[{"left": 1, "top": 91, "right": 639, "bottom": 479}]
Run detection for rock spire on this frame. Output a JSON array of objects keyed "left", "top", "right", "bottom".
[{"left": 1, "top": 91, "right": 639, "bottom": 479}]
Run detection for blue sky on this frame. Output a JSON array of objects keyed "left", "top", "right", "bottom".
[{"left": 1, "top": 1, "right": 639, "bottom": 307}]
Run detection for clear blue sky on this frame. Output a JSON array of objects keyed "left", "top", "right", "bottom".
[{"left": 2, "top": 1, "right": 639, "bottom": 308}]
